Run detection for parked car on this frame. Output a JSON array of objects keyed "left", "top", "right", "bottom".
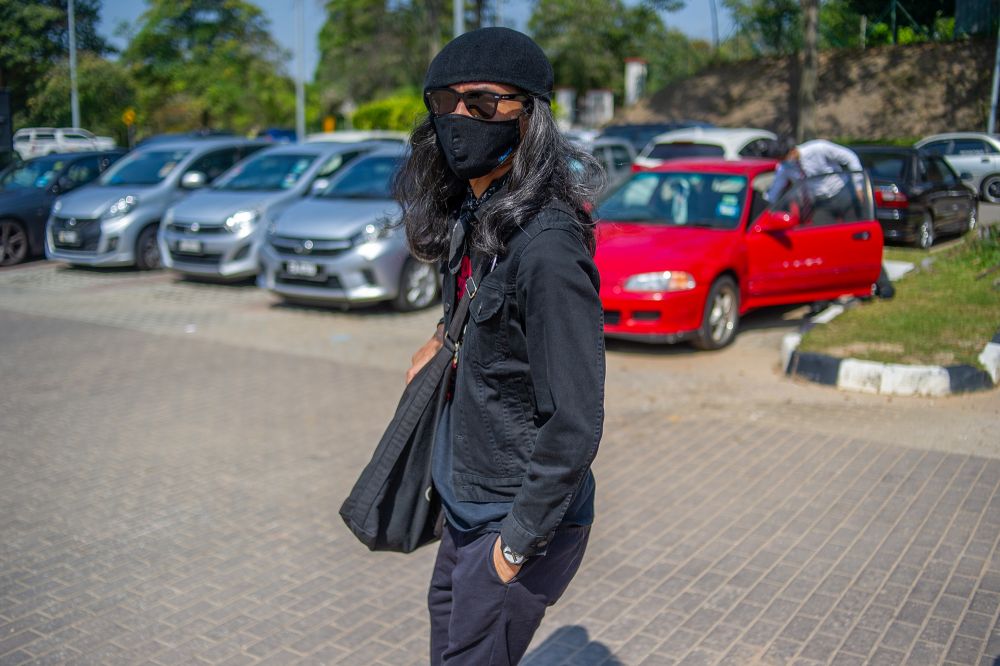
[
  {"left": 0, "top": 151, "right": 124, "bottom": 266},
  {"left": 0, "top": 149, "right": 21, "bottom": 174},
  {"left": 306, "top": 130, "right": 408, "bottom": 144},
  {"left": 46, "top": 138, "right": 266, "bottom": 270},
  {"left": 852, "top": 146, "right": 977, "bottom": 249},
  {"left": 594, "top": 158, "right": 881, "bottom": 349},
  {"left": 567, "top": 135, "right": 637, "bottom": 191},
  {"left": 137, "top": 129, "right": 238, "bottom": 147},
  {"left": 258, "top": 146, "right": 438, "bottom": 311},
  {"left": 915, "top": 132, "right": 1000, "bottom": 203},
  {"left": 13, "top": 127, "right": 116, "bottom": 159},
  {"left": 634, "top": 127, "right": 777, "bottom": 169},
  {"left": 159, "top": 141, "right": 379, "bottom": 280},
  {"left": 598, "top": 121, "right": 714, "bottom": 153}
]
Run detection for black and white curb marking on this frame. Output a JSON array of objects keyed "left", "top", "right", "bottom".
[{"left": 782, "top": 318, "right": 999, "bottom": 398}]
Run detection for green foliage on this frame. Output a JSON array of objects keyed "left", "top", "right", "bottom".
[
  {"left": 0, "top": 0, "right": 109, "bottom": 126},
  {"left": 24, "top": 52, "right": 136, "bottom": 144},
  {"left": 351, "top": 94, "right": 426, "bottom": 131},
  {"left": 528, "top": 0, "right": 703, "bottom": 103},
  {"left": 122, "top": 0, "right": 296, "bottom": 135},
  {"left": 722, "top": 0, "right": 802, "bottom": 55}
]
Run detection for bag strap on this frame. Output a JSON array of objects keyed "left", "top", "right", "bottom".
[{"left": 442, "top": 258, "right": 488, "bottom": 359}]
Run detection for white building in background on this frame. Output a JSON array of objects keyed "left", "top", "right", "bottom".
[
  {"left": 581, "top": 89, "right": 614, "bottom": 127},
  {"left": 554, "top": 87, "right": 577, "bottom": 129},
  {"left": 624, "top": 58, "right": 647, "bottom": 107}
]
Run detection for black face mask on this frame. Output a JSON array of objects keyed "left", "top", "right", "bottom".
[{"left": 432, "top": 114, "right": 521, "bottom": 180}]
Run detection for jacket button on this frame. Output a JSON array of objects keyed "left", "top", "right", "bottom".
[
  {"left": 444, "top": 303, "right": 451, "bottom": 312},
  {"left": 537, "top": 539, "right": 548, "bottom": 547}
]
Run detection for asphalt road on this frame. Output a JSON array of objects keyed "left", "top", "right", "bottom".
[{"left": 0, "top": 258, "right": 997, "bottom": 665}]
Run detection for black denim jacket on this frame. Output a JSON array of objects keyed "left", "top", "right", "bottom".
[{"left": 441, "top": 200, "right": 606, "bottom": 557}]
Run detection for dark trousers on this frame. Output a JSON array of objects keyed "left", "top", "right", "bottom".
[{"left": 428, "top": 523, "right": 590, "bottom": 665}]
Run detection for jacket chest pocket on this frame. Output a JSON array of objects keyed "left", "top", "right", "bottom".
[{"left": 465, "top": 284, "right": 507, "bottom": 367}]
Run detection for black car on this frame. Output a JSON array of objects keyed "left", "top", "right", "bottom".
[
  {"left": 852, "top": 146, "right": 978, "bottom": 249},
  {"left": 0, "top": 150, "right": 125, "bottom": 266}
]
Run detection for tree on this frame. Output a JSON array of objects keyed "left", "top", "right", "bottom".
[
  {"left": 24, "top": 53, "right": 136, "bottom": 143},
  {"left": 797, "top": 0, "right": 818, "bottom": 141},
  {"left": 122, "top": 0, "right": 295, "bottom": 134},
  {"left": 723, "top": 0, "right": 802, "bottom": 55},
  {"left": 0, "top": 0, "right": 110, "bottom": 124}
]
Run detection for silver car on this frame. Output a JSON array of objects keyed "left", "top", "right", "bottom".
[
  {"left": 159, "top": 142, "right": 377, "bottom": 280},
  {"left": 46, "top": 138, "right": 264, "bottom": 269},
  {"left": 916, "top": 132, "right": 1000, "bottom": 203},
  {"left": 258, "top": 147, "right": 438, "bottom": 311}
]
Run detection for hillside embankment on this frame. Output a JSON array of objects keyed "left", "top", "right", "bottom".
[{"left": 621, "top": 39, "right": 997, "bottom": 140}]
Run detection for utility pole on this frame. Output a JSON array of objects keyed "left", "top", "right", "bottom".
[
  {"left": 860, "top": 15, "right": 867, "bottom": 50},
  {"left": 454, "top": 0, "right": 465, "bottom": 39},
  {"left": 989, "top": 16, "right": 1000, "bottom": 133},
  {"left": 891, "top": 0, "right": 898, "bottom": 44},
  {"left": 68, "top": 0, "right": 80, "bottom": 128},
  {"left": 797, "top": 0, "right": 819, "bottom": 142},
  {"left": 295, "top": 0, "right": 305, "bottom": 142},
  {"left": 709, "top": 0, "right": 720, "bottom": 52}
]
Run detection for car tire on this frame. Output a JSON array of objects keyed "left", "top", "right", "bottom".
[
  {"left": 692, "top": 276, "right": 739, "bottom": 351},
  {"left": 981, "top": 174, "right": 1000, "bottom": 204},
  {"left": 916, "top": 213, "right": 935, "bottom": 250},
  {"left": 0, "top": 218, "right": 29, "bottom": 266},
  {"left": 393, "top": 257, "right": 439, "bottom": 312},
  {"left": 135, "top": 225, "right": 161, "bottom": 270}
]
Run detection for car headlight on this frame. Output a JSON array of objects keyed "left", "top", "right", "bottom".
[
  {"left": 351, "top": 219, "right": 392, "bottom": 246},
  {"left": 103, "top": 195, "right": 137, "bottom": 219},
  {"left": 624, "top": 271, "right": 696, "bottom": 293},
  {"left": 224, "top": 210, "right": 257, "bottom": 234}
]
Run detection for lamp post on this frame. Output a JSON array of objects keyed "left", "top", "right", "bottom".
[
  {"left": 295, "top": 0, "right": 305, "bottom": 142},
  {"left": 68, "top": 0, "right": 80, "bottom": 128}
]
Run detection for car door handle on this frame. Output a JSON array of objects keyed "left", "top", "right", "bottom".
[{"left": 852, "top": 231, "right": 871, "bottom": 241}]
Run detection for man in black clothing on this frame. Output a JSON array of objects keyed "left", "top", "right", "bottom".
[{"left": 395, "top": 27, "right": 606, "bottom": 666}]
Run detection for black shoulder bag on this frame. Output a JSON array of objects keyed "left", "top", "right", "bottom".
[{"left": 339, "top": 260, "right": 487, "bottom": 553}]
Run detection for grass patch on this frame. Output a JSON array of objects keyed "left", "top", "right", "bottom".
[{"left": 799, "top": 232, "right": 1000, "bottom": 368}]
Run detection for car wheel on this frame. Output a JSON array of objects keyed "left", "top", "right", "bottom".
[
  {"left": 393, "top": 258, "right": 439, "bottom": 312},
  {"left": 135, "top": 225, "right": 161, "bottom": 270},
  {"left": 916, "top": 213, "right": 935, "bottom": 250},
  {"left": 982, "top": 174, "right": 1000, "bottom": 204},
  {"left": 0, "top": 219, "right": 29, "bottom": 266},
  {"left": 692, "top": 276, "right": 739, "bottom": 351}
]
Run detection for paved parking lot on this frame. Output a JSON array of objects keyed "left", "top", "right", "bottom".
[{"left": 1, "top": 262, "right": 998, "bottom": 665}]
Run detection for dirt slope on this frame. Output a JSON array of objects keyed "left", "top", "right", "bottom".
[{"left": 621, "top": 39, "right": 997, "bottom": 140}]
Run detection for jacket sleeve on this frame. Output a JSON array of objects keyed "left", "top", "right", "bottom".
[{"left": 499, "top": 225, "right": 606, "bottom": 557}]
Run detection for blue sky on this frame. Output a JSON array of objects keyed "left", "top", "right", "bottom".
[{"left": 98, "top": 0, "right": 734, "bottom": 83}]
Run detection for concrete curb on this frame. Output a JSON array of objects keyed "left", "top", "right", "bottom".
[{"left": 782, "top": 312, "right": 999, "bottom": 397}]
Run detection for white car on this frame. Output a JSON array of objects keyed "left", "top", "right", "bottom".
[
  {"left": 916, "top": 132, "right": 1000, "bottom": 203},
  {"left": 14, "top": 128, "right": 116, "bottom": 160},
  {"left": 634, "top": 127, "right": 777, "bottom": 169}
]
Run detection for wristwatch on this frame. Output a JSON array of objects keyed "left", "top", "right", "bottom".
[{"left": 500, "top": 539, "right": 527, "bottom": 566}]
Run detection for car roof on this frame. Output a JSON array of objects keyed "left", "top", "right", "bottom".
[
  {"left": 134, "top": 138, "right": 265, "bottom": 152},
  {"left": 851, "top": 145, "right": 919, "bottom": 155},
  {"left": 252, "top": 140, "right": 386, "bottom": 157},
  {"left": 23, "top": 149, "right": 125, "bottom": 161},
  {"left": 916, "top": 132, "right": 1000, "bottom": 145},
  {"left": 352, "top": 144, "right": 407, "bottom": 159},
  {"left": 649, "top": 127, "right": 777, "bottom": 146},
  {"left": 645, "top": 157, "right": 779, "bottom": 176}
]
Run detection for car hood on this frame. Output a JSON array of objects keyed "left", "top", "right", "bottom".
[
  {"left": 272, "top": 198, "right": 401, "bottom": 239},
  {"left": 595, "top": 221, "right": 737, "bottom": 290},
  {"left": 170, "top": 190, "right": 278, "bottom": 224},
  {"left": 56, "top": 185, "right": 145, "bottom": 219},
  {"left": 0, "top": 188, "right": 48, "bottom": 211}
]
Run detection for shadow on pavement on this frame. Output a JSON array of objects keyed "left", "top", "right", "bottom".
[{"left": 521, "top": 626, "right": 623, "bottom": 665}]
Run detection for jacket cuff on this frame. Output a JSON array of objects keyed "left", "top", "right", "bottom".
[{"left": 500, "top": 514, "right": 553, "bottom": 558}]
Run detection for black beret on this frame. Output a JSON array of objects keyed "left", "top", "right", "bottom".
[{"left": 423, "top": 27, "right": 554, "bottom": 103}]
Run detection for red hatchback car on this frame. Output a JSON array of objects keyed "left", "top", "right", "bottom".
[{"left": 595, "top": 158, "right": 883, "bottom": 349}]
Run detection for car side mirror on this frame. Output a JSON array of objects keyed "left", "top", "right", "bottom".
[
  {"left": 310, "top": 178, "right": 329, "bottom": 195},
  {"left": 754, "top": 208, "right": 799, "bottom": 233},
  {"left": 181, "top": 171, "right": 207, "bottom": 189},
  {"left": 959, "top": 171, "right": 973, "bottom": 181}
]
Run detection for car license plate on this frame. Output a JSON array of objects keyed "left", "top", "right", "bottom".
[
  {"left": 286, "top": 260, "right": 319, "bottom": 278},
  {"left": 57, "top": 230, "right": 80, "bottom": 245},
  {"left": 178, "top": 239, "right": 202, "bottom": 254}
]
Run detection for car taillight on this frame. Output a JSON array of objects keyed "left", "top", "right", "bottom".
[{"left": 874, "top": 185, "right": 908, "bottom": 209}]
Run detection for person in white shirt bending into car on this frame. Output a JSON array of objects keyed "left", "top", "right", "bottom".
[{"left": 766, "top": 137, "right": 865, "bottom": 226}]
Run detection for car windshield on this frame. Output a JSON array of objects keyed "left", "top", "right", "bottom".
[
  {"left": 214, "top": 154, "right": 318, "bottom": 191},
  {"left": 858, "top": 152, "right": 907, "bottom": 180},
  {"left": 320, "top": 156, "right": 398, "bottom": 200},
  {"left": 647, "top": 142, "right": 726, "bottom": 160},
  {"left": 0, "top": 156, "right": 66, "bottom": 190},
  {"left": 99, "top": 149, "right": 190, "bottom": 186},
  {"left": 598, "top": 171, "right": 748, "bottom": 229}
]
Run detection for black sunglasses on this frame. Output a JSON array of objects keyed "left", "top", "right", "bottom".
[{"left": 424, "top": 88, "right": 531, "bottom": 120}]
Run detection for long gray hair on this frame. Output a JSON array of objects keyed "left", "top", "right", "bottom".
[{"left": 394, "top": 101, "right": 606, "bottom": 262}]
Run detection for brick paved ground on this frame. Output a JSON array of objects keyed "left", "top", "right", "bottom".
[{"left": 1, "top": 264, "right": 998, "bottom": 665}]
